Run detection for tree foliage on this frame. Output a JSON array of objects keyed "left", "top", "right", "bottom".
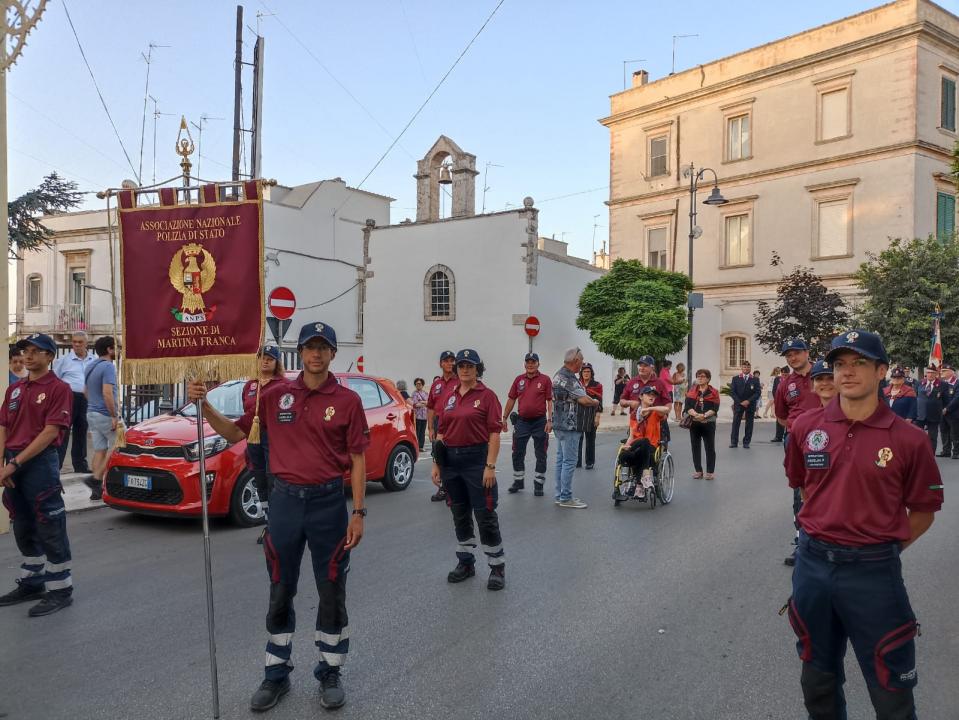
[
  {"left": 855, "top": 236, "right": 959, "bottom": 368},
  {"left": 576, "top": 259, "right": 692, "bottom": 360},
  {"left": 7, "top": 173, "right": 82, "bottom": 257},
  {"left": 753, "top": 252, "right": 851, "bottom": 357}
]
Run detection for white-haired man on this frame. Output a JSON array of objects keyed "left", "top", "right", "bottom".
[
  {"left": 551, "top": 348, "right": 599, "bottom": 508},
  {"left": 53, "top": 331, "right": 96, "bottom": 473}
]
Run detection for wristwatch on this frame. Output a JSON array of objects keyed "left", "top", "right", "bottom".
[
  {"left": 485, "top": 463, "right": 496, "bottom": 470},
  {"left": 9, "top": 458, "right": 20, "bottom": 470},
  {"left": 352, "top": 508, "right": 367, "bottom": 517}
]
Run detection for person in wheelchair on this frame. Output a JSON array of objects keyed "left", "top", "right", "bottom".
[{"left": 618, "top": 386, "right": 670, "bottom": 495}]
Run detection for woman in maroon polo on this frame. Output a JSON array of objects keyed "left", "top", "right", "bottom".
[{"left": 430, "top": 348, "right": 506, "bottom": 591}]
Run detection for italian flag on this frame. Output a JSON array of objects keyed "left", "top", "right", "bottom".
[{"left": 929, "top": 313, "right": 943, "bottom": 368}]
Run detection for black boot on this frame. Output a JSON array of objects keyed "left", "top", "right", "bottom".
[
  {"left": 28, "top": 590, "right": 73, "bottom": 617},
  {"left": 430, "top": 488, "right": 447, "bottom": 502},
  {"left": 507, "top": 479, "right": 524, "bottom": 494},
  {"left": 318, "top": 668, "right": 346, "bottom": 709},
  {"left": 250, "top": 677, "right": 291, "bottom": 712},
  {"left": 447, "top": 562, "right": 475, "bottom": 583},
  {"left": 0, "top": 581, "right": 45, "bottom": 607},
  {"left": 533, "top": 482, "right": 544, "bottom": 497},
  {"left": 487, "top": 565, "right": 505, "bottom": 591}
]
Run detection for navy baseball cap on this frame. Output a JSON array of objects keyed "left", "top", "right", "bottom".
[
  {"left": 259, "top": 345, "right": 280, "bottom": 360},
  {"left": 439, "top": 350, "right": 456, "bottom": 361},
  {"left": 17, "top": 333, "right": 57, "bottom": 354},
  {"left": 638, "top": 385, "right": 657, "bottom": 395},
  {"left": 943, "top": 363, "right": 954, "bottom": 371},
  {"left": 891, "top": 367, "right": 905, "bottom": 378},
  {"left": 296, "top": 321, "right": 338, "bottom": 351},
  {"left": 638, "top": 355, "right": 655, "bottom": 366},
  {"left": 825, "top": 329, "right": 889, "bottom": 365},
  {"left": 455, "top": 349, "right": 481, "bottom": 365},
  {"left": 525, "top": 352, "right": 540, "bottom": 362},
  {"left": 810, "top": 359, "right": 833, "bottom": 379},
  {"left": 781, "top": 338, "right": 810, "bottom": 354}
]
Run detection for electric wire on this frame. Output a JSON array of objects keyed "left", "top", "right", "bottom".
[
  {"left": 298, "top": 281, "right": 361, "bottom": 310},
  {"left": 61, "top": 0, "right": 141, "bottom": 183},
  {"left": 334, "top": 0, "right": 507, "bottom": 214},
  {"left": 536, "top": 185, "right": 610, "bottom": 204}
]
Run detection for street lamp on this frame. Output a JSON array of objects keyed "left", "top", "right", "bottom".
[{"left": 682, "top": 163, "right": 727, "bottom": 373}]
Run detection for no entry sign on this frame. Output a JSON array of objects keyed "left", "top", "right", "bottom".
[
  {"left": 267, "top": 286, "right": 296, "bottom": 320},
  {"left": 524, "top": 316, "right": 541, "bottom": 337},
  {"left": 357, "top": 355, "right": 364, "bottom": 372}
]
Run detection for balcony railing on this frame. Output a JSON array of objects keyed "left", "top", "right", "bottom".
[{"left": 53, "top": 304, "right": 89, "bottom": 332}]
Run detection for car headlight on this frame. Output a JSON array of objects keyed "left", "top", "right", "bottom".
[{"left": 184, "top": 435, "right": 232, "bottom": 462}]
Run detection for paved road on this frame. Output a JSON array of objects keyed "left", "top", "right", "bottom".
[{"left": 1, "top": 426, "right": 957, "bottom": 720}]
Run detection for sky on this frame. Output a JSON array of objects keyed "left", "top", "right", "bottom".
[{"left": 8, "top": 0, "right": 944, "bottom": 264}]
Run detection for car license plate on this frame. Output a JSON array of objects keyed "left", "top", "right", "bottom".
[{"left": 124, "top": 474, "right": 152, "bottom": 490}]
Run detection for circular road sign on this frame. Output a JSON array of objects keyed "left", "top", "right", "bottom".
[
  {"left": 524, "top": 316, "right": 541, "bottom": 337},
  {"left": 267, "top": 286, "right": 296, "bottom": 320},
  {"left": 357, "top": 355, "right": 365, "bottom": 372}
]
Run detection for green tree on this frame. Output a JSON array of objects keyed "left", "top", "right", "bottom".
[
  {"left": 754, "top": 252, "right": 851, "bottom": 357},
  {"left": 576, "top": 258, "right": 691, "bottom": 360},
  {"left": 7, "top": 173, "right": 82, "bottom": 257},
  {"left": 855, "top": 235, "right": 959, "bottom": 368}
]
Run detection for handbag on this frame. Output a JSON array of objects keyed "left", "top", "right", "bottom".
[{"left": 678, "top": 414, "right": 694, "bottom": 430}]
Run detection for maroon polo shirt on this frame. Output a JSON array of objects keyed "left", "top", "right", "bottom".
[
  {"left": 774, "top": 369, "right": 819, "bottom": 431},
  {"left": 785, "top": 398, "right": 943, "bottom": 547},
  {"left": 241, "top": 376, "right": 289, "bottom": 415},
  {"left": 0, "top": 371, "right": 73, "bottom": 451},
  {"left": 507, "top": 372, "right": 553, "bottom": 419},
  {"left": 438, "top": 382, "right": 503, "bottom": 447},
  {"left": 426, "top": 374, "right": 458, "bottom": 415},
  {"left": 236, "top": 372, "right": 369, "bottom": 485},
  {"left": 620, "top": 375, "right": 671, "bottom": 407}
]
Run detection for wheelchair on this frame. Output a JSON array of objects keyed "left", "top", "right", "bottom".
[{"left": 611, "top": 435, "right": 675, "bottom": 508}]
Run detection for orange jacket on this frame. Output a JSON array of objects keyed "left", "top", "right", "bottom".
[{"left": 630, "top": 409, "right": 664, "bottom": 447}]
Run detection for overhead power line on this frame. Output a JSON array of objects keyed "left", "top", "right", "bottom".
[
  {"left": 335, "top": 0, "right": 507, "bottom": 213},
  {"left": 536, "top": 185, "right": 609, "bottom": 204},
  {"left": 62, "top": 0, "right": 140, "bottom": 183}
]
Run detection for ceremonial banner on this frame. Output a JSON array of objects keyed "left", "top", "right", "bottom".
[
  {"left": 117, "top": 181, "right": 265, "bottom": 384},
  {"left": 929, "top": 313, "right": 943, "bottom": 369}
]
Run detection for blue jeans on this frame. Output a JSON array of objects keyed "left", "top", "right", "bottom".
[{"left": 553, "top": 429, "right": 579, "bottom": 501}]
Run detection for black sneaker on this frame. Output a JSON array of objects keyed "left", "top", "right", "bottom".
[
  {"left": 487, "top": 565, "right": 505, "bottom": 591},
  {"left": 250, "top": 677, "right": 291, "bottom": 712},
  {"left": 533, "top": 482, "right": 544, "bottom": 497},
  {"left": 585, "top": 464, "right": 594, "bottom": 470},
  {"left": 28, "top": 590, "right": 73, "bottom": 617},
  {"left": 430, "top": 488, "right": 447, "bottom": 502},
  {"left": 83, "top": 476, "right": 103, "bottom": 500},
  {"left": 447, "top": 562, "right": 475, "bottom": 583},
  {"left": 0, "top": 582, "right": 45, "bottom": 607},
  {"left": 507, "top": 481, "right": 524, "bottom": 494},
  {"left": 319, "top": 668, "right": 346, "bottom": 709}
]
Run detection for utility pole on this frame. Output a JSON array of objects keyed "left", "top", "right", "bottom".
[
  {"left": 231, "top": 5, "right": 243, "bottom": 182},
  {"left": 251, "top": 34, "right": 265, "bottom": 179}
]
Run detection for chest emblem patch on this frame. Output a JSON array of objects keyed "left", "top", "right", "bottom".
[
  {"left": 632, "top": 383, "right": 639, "bottom": 390},
  {"left": 445, "top": 395, "right": 456, "bottom": 411},
  {"left": 473, "top": 399, "right": 481, "bottom": 408},
  {"left": 518, "top": 380, "right": 526, "bottom": 390},
  {"left": 11, "top": 387, "right": 21, "bottom": 400},
  {"left": 434, "top": 384, "right": 443, "bottom": 395},
  {"left": 536, "top": 383, "right": 542, "bottom": 389},
  {"left": 279, "top": 393, "right": 295, "bottom": 410},
  {"left": 788, "top": 382, "right": 797, "bottom": 391},
  {"left": 36, "top": 393, "right": 46, "bottom": 404},
  {"left": 876, "top": 448, "right": 894, "bottom": 468},
  {"left": 324, "top": 406, "right": 336, "bottom": 421},
  {"left": 805, "top": 430, "right": 829, "bottom": 452}
]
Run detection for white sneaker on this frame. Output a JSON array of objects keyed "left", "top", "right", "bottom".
[{"left": 559, "top": 498, "right": 588, "bottom": 509}]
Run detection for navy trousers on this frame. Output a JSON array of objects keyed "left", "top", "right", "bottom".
[
  {"left": 261, "top": 478, "right": 350, "bottom": 682},
  {"left": 511, "top": 416, "right": 548, "bottom": 484},
  {"left": 788, "top": 532, "right": 918, "bottom": 719},
  {"left": 2, "top": 447, "right": 72, "bottom": 594},
  {"left": 441, "top": 445, "right": 504, "bottom": 568},
  {"left": 245, "top": 429, "right": 272, "bottom": 507}
]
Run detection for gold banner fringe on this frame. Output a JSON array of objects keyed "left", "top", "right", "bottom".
[
  {"left": 121, "top": 354, "right": 259, "bottom": 386},
  {"left": 114, "top": 422, "right": 127, "bottom": 449}
]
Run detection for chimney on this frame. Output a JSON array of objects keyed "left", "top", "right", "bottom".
[{"left": 632, "top": 70, "right": 648, "bottom": 88}]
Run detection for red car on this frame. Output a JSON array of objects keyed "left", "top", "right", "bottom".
[{"left": 103, "top": 372, "right": 418, "bottom": 525}]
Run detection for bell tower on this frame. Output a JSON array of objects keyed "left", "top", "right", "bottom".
[{"left": 415, "top": 136, "right": 479, "bottom": 222}]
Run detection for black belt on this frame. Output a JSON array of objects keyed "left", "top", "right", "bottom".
[
  {"left": 800, "top": 531, "right": 899, "bottom": 563},
  {"left": 446, "top": 443, "right": 488, "bottom": 454}
]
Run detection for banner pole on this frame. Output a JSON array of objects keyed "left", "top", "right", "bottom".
[{"left": 196, "top": 395, "right": 221, "bottom": 719}]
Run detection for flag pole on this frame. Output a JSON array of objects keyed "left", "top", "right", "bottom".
[{"left": 179, "top": 118, "right": 221, "bottom": 719}]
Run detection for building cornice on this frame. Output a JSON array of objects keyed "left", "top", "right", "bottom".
[
  {"left": 607, "top": 140, "right": 951, "bottom": 208},
  {"left": 600, "top": 22, "right": 956, "bottom": 128}
]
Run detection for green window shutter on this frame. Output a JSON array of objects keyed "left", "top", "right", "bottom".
[
  {"left": 937, "top": 192, "right": 955, "bottom": 242},
  {"left": 942, "top": 77, "right": 956, "bottom": 131}
]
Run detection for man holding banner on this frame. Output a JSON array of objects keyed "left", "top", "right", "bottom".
[{"left": 188, "top": 321, "right": 369, "bottom": 712}]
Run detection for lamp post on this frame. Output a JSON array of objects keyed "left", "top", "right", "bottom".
[{"left": 682, "top": 163, "right": 727, "bottom": 373}]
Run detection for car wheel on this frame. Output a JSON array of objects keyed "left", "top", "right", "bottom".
[
  {"left": 229, "top": 471, "right": 265, "bottom": 527},
  {"left": 382, "top": 444, "right": 415, "bottom": 492}
]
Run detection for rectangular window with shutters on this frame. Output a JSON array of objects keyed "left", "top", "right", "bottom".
[
  {"left": 726, "top": 114, "right": 751, "bottom": 161},
  {"left": 27, "top": 275, "right": 42, "bottom": 310},
  {"left": 646, "top": 226, "right": 668, "bottom": 269},
  {"left": 725, "top": 336, "right": 746, "bottom": 370},
  {"left": 937, "top": 192, "right": 955, "bottom": 242},
  {"left": 819, "top": 88, "right": 850, "bottom": 141},
  {"left": 648, "top": 135, "right": 668, "bottom": 177},
  {"left": 942, "top": 76, "right": 956, "bottom": 132},
  {"left": 816, "top": 199, "right": 851, "bottom": 258},
  {"left": 723, "top": 213, "right": 751, "bottom": 267}
]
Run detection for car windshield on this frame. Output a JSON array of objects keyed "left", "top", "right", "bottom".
[{"left": 179, "top": 381, "right": 244, "bottom": 419}]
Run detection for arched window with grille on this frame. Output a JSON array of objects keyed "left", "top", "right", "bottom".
[{"left": 424, "top": 264, "right": 455, "bottom": 321}]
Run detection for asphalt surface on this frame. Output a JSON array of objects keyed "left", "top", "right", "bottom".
[{"left": 1, "top": 425, "right": 957, "bottom": 720}]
